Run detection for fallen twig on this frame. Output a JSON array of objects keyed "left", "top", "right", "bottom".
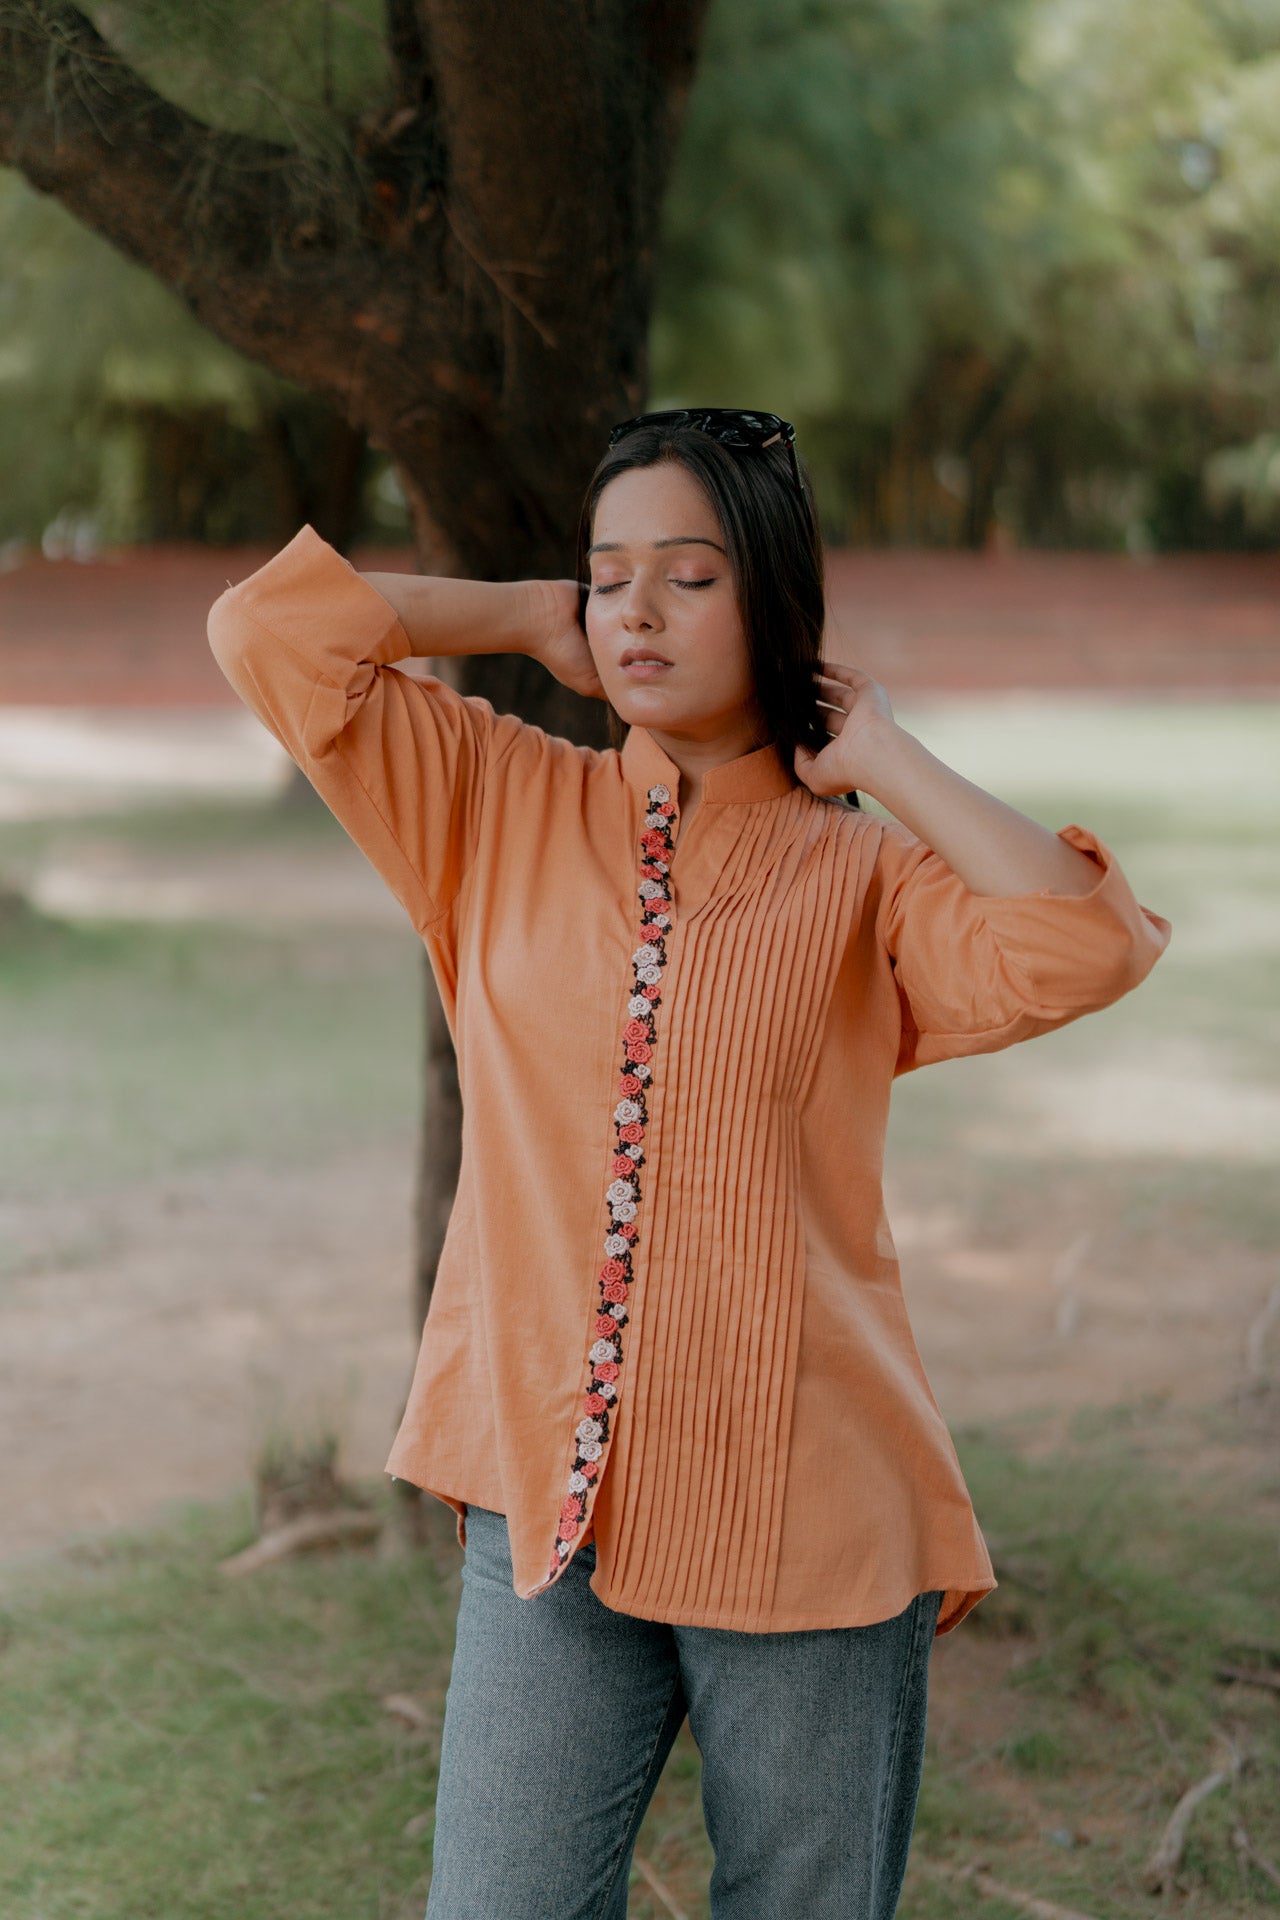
[
  {"left": 1244, "top": 1281, "right": 1280, "bottom": 1378},
  {"left": 916, "top": 1857, "right": 1101, "bottom": 1920},
  {"left": 1216, "top": 1661, "right": 1280, "bottom": 1694},
  {"left": 1232, "top": 1823, "right": 1280, "bottom": 1891},
  {"left": 218, "top": 1507, "right": 382, "bottom": 1575},
  {"left": 1141, "top": 1740, "right": 1244, "bottom": 1894},
  {"left": 382, "top": 1692, "right": 434, "bottom": 1731},
  {"left": 632, "top": 1851, "right": 688, "bottom": 1920}
]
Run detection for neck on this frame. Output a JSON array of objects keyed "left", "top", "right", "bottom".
[{"left": 643, "top": 715, "right": 772, "bottom": 811}]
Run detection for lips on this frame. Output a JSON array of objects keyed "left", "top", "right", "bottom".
[{"left": 620, "top": 650, "right": 672, "bottom": 668}]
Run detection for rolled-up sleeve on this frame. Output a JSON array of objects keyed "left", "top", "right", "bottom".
[
  {"left": 207, "top": 522, "right": 522, "bottom": 937},
  {"left": 873, "top": 817, "right": 1173, "bottom": 1075}
]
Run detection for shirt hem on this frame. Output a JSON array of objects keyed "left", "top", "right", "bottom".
[{"left": 576, "top": 1571, "right": 997, "bottom": 1637}]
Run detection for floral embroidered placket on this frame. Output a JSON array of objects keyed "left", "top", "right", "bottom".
[{"left": 534, "top": 782, "right": 677, "bottom": 1590}]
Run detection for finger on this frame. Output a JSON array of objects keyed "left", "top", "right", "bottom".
[{"left": 817, "top": 658, "right": 870, "bottom": 685}]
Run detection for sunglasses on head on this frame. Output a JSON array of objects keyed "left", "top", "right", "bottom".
[{"left": 606, "top": 408, "right": 812, "bottom": 522}]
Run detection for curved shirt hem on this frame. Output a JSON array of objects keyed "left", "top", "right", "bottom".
[
  {"left": 580, "top": 1572, "right": 996, "bottom": 1637},
  {"left": 393, "top": 1476, "right": 995, "bottom": 1636}
]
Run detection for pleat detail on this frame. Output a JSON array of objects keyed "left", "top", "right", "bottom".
[{"left": 598, "top": 793, "right": 859, "bottom": 1626}]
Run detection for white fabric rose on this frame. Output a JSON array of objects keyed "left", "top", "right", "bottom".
[
  {"left": 625, "top": 1144, "right": 642, "bottom": 1160},
  {"left": 627, "top": 995, "right": 651, "bottom": 1017},
  {"left": 638, "top": 880, "right": 664, "bottom": 900},
  {"left": 589, "top": 1338, "right": 618, "bottom": 1365},
  {"left": 578, "top": 1439, "right": 603, "bottom": 1461},
  {"left": 569, "top": 1471, "right": 588, "bottom": 1493},
  {"left": 632, "top": 944, "right": 659, "bottom": 967},
  {"left": 599, "top": 1382, "right": 616, "bottom": 1400},
  {"left": 633, "top": 1064, "right": 650, "bottom": 1080},
  {"left": 613, "top": 1099, "right": 641, "bottom": 1124},
  {"left": 637, "top": 965, "right": 661, "bottom": 986},
  {"left": 576, "top": 1416, "right": 603, "bottom": 1442},
  {"left": 606, "top": 1178, "right": 635, "bottom": 1204},
  {"left": 610, "top": 1304, "right": 627, "bottom": 1319},
  {"left": 611, "top": 1200, "right": 637, "bottom": 1222},
  {"left": 648, "top": 783, "right": 670, "bottom": 803},
  {"left": 605, "top": 1234, "right": 629, "bottom": 1257}
]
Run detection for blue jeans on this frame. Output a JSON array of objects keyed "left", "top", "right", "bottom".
[{"left": 424, "top": 1504, "right": 942, "bottom": 1918}]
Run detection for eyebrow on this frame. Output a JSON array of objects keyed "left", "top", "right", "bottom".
[{"left": 587, "top": 536, "right": 727, "bottom": 556}]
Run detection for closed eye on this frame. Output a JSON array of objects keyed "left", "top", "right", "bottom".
[{"left": 592, "top": 578, "right": 717, "bottom": 594}]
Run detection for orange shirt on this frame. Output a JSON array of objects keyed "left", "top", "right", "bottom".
[{"left": 208, "top": 524, "right": 1173, "bottom": 1635}]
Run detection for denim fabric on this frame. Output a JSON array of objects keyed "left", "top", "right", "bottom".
[{"left": 424, "top": 1504, "right": 942, "bottom": 1919}]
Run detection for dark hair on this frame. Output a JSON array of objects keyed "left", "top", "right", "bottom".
[{"left": 574, "top": 424, "right": 861, "bottom": 810}]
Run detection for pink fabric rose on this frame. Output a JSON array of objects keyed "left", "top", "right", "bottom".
[
  {"left": 618, "top": 1122, "right": 643, "bottom": 1145},
  {"left": 602, "top": 1279, "right": 628, "bottom": 1303}
]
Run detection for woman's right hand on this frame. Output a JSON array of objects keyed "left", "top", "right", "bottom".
[{"left": 524, "top": 579, "right": 608, "bottom": 702}]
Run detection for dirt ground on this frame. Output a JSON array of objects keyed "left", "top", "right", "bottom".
[{"left": 4, "top": 1121, "right": 1274, "bottom": 1568}]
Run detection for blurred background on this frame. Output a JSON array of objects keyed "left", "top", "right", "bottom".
[{"left": 1, "top": 3, "right": 1278, "bottom": 1917}]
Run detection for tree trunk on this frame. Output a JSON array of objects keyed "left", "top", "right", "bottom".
[{"left": 0, "top": 0, "right": 714, "bottom": 1521}]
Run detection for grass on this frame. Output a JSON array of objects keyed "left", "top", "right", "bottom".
[
  {"left": 0, "top": 902, "right": 422, "bottom": 1219},
  {"left": 0, "top": 1423, "right": 1276, "bottom": 1920}
]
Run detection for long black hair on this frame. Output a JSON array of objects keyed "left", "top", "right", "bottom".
[{"left": 574, "top": 422, "right": 861, "bottom": 810}]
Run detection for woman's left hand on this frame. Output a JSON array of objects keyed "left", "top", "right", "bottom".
[{"left": 793, "top": 659, "right": 900, "bottom": 797}]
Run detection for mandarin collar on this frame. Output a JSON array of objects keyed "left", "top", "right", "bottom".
[{"left": 620, "top": 724, "right": 799, "bottom": 805}]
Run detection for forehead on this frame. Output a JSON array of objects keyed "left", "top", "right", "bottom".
[{"left": 589, "top": 462, "right": 723, "bottom": 552}]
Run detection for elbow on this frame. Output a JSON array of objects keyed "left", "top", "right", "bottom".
[
  {"left": 207, "top": 588, "right": 263, "bottom": 697},
  {"left": 1086, "top": 906, "right": 1174, "bottom": 1009}
]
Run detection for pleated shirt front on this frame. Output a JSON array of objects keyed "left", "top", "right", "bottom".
[{"left": 207, "top": 523, "right": 1173, "bottom": 1636}]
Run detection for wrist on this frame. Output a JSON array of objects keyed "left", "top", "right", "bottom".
[
  {"left": 852, "top": 719, "right": 917, "bottom": 799},
  {"left": 512, "top": 577, "right": 558, "bottom": 660}
]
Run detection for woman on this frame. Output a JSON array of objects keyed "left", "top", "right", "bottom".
[{"left": 208, "top": 409, "right": 1172, "bottom": 1918}]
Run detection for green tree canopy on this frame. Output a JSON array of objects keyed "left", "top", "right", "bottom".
[{"left": 4, "top": 0, "right": 1280, "bottom": 551}]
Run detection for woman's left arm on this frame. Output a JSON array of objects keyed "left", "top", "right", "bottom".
[{"left": 797, "top": 659, "right": 1102, "bottom": 898}]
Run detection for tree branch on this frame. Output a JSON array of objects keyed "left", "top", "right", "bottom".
[
  {"left": 384, "top": 0, "right": 432, "bottom": 112},
  {"left": 1, "top": 4, "right": 290, "bottom": 283},
  {"left": 0, "top": 2, "right": 423, "bottom": 399}
]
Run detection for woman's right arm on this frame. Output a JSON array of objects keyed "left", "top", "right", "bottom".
[
  {"left": 207, "top": 524, "right": 598, "bottom": 935},
  {"left": 358, "top": 566, "right": 606, "bottom": 700}
]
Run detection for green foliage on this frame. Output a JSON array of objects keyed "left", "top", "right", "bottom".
[
  {"left": 654, "top": 0, "right": 1280, "bottom": 546},
  {"left": 4, "top": 0, "right": 1280, "bottom": 547}
]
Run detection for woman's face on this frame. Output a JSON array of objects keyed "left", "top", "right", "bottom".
[{"left": 585, "top": 461, "right": 762, "bottom": 743}]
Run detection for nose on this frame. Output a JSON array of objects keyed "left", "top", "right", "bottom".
[{"left": 616, "top": 569, "right": 665, "bottom": 633}]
